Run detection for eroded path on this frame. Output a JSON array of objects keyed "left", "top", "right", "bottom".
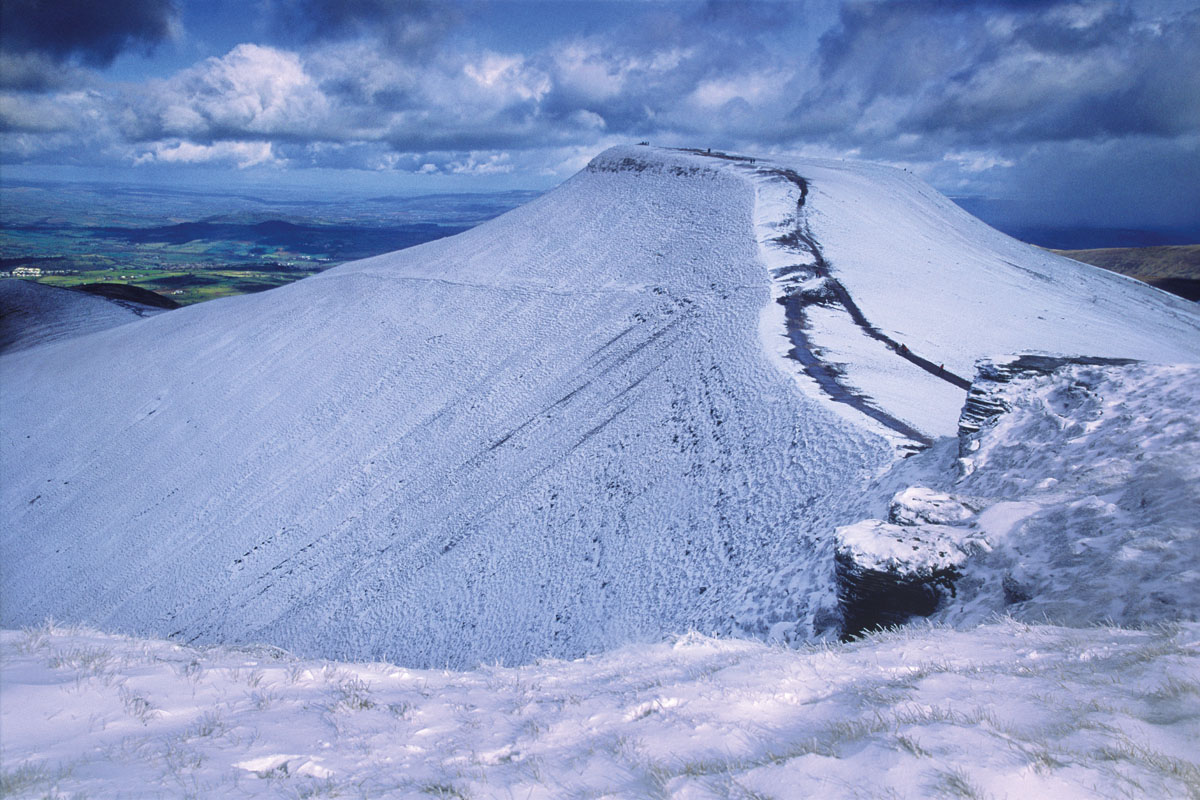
[{"left": 680, "top": 148, "right": 970, "bottom": 451}]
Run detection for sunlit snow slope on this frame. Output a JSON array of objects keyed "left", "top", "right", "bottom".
[{"left": 3, "top": 146, "right": 1198, "bottom": 667}]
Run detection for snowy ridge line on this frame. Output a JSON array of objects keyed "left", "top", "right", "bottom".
[
  {"left": 0, "top": 280, "right": 168, "bottom": 354},
  {"left": 796, "top": 247, "right": 973, "bottom": 392},
  {"left": 776, "top": 292, "right": 933, "bottom": 448},
  {"left": 739, "top": 160, "right": 973, "bottom": 389},
  {"left": 680, "top": 148, "right": 964, "bottom": 449},
  {"left": 101, "top": 297, "right": 160, "bottom": 318}
]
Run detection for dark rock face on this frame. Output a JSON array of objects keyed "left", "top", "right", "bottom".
[
  {"left": 835, "top": 552, "right": 959, "bottom": 640},
  {"left": 832, "top": 513, "right": 972, "bottom": 640}
]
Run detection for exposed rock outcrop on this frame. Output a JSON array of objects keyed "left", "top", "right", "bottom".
[
  {"left": 835, "top": 520, "right": 963, "bottom": 639},
  {"left": 834, "top": 489, "right": 986, "bottom": 639},
  {"left": 836, "top": 353, "right": 1200, "bottom": 638}
]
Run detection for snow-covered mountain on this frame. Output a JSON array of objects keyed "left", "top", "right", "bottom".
[{"left": 3, "top": 146, "right": 1198, "bottom": 667}]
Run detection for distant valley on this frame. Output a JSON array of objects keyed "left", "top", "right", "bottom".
[
  {"left": 5, "top": 180, "right": 1196, "bottom": 310},
  {"left": 1, "top": 181, "right": 539, "bottom": 305}
]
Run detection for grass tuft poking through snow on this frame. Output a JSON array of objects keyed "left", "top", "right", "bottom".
[{"left": 3, "top": 619, "right": 1198, "bottom": 798}]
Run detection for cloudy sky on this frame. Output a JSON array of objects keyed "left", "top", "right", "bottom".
[{"left": 1, "top": 0, "right": 1198, "bottom": 231}]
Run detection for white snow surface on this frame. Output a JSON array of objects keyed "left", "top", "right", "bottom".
[
  {"left": 4, "top": 620, "right": 1198, "bottom": 799},
  {"left": 947, "top": 360, "right": 1200, "bottom": 626},
  {"left": 889, "top": 486, "right": 979, "bottom": 526},
  {"left": 834, "top": 519, "right": 978, "bottom": 576},
  {"left": 795, "top": 158, "right": 1200, "bottom": 382},
  {"left": 741, "top": 151, "right": 1200, "bottom": 443},
  {"left": 2, "top": 146, "right": 1199, "bottom": 667}
]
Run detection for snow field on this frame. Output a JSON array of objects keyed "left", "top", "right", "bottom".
[{"left": 3, "top": 620, "right": 1198, "bottom": 799}]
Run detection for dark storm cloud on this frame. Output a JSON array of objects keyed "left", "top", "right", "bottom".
[
  {"left": 530, "top": 0, "right": 808, "bottom": 141},
  {"left": 803, "top": 1, "right": 1200, "bottom": 145},
  {"left": 266, "top": 0, "right": 463, "bottom": 52},
  {"left": 0, "top": 0, "right": 176, "bottom": 66},
  {"left": 2, "top": 0, "right": 1196, "bottom": 232}
]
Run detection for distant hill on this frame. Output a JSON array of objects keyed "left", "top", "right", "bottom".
[
  {"left": 1052, "top": 245, "right": 1200, "bottom": 301},
  {"left": 947, "top": 201, "right": 1199, "bottom": 250},
  {"left": 0, "top": 279, "right": 167, "bottom": 353},
  {"left": 83, "top": 219, "right": 471, "bottom": 260},
  {"left": 1002, "top": 227, "right": 1198, "bottom": 249},
  {"left": 74, "top": 282, "right": 181, "bottom": 309}
]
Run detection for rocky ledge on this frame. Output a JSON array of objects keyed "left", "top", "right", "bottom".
[
  {"left": 834, "top": 491, "right": 988, "bottom": 640},
  {"left": 833, "top": 353, "right": 1170, "bottom": 639},
  {"left": 958, "top": 354, "right": 1136, "bottom": 445}
]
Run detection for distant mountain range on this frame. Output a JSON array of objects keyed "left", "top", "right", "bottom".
[{"left": 81, "top": 219, "right": 471, "bottom": 260}]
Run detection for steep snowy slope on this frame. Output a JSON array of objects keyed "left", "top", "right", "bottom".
[
  {"left": 0, "top": 279, "right": 167, "bottom": 354},
  {"left": 2, "top": 146, "right": 1198, "bottom": 667},
  {"left": 737, "top": 151, "right": 1200, "bottom": 443}
]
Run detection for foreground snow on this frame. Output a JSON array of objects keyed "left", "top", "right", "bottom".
[{"left": 4, "top": 620, "right": 1198, "bottom": 799}]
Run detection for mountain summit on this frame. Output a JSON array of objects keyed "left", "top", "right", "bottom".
[{"left": 3, "top": 146, "right": 1198, "bottom": 667}]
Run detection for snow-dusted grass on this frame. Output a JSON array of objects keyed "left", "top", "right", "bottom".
[{"left": 4, "top": 620, "right": 1198, "bottom": 799}]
